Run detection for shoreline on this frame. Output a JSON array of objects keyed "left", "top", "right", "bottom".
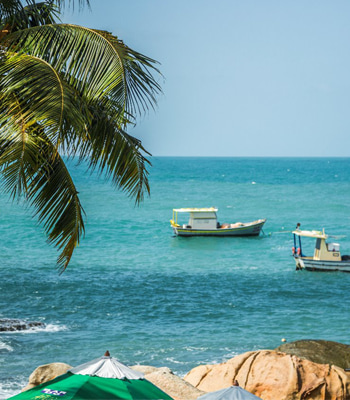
[{"left": 5, "top": 340, "right": 350, "bottom": 400}]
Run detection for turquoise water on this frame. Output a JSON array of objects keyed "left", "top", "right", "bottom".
[{"left": 1, "top": 157, "right": 350, "bottom": 398}]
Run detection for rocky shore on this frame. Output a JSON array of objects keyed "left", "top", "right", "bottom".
[
  {"left": 19, "top": 340, "right": 350, "bottom": 400},
  {"left": 0, "top": 319, "right": 44, "bottom": 332}
]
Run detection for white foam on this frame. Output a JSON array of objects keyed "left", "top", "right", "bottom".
[
  {"left": 21, "top": 324, "right": 68, "bottom": 334},
  {"left": 222, "top": 349, "right": 240, "bottom": 361},
  {"left": 165, "top": 357, "right": 185, "bottom": 365},
  {"left": 0, "top": 341, "right": 13, "bottom": 352},
  {"left": 0, "top": 380, "right": 25, "bottom": 400},
  {"left": 2, "top": 324, "right": 68, "bottom": 334},
  {"left": 184, "top": 346, "right": 209, "bottom": 352}
]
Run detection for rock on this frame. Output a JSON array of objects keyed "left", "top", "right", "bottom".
[
  {"left": 275, "top": 339, "right": 350, "bottom": 369},
  {"left": 132, "top": 365, "right": 205, "bottom": 400},
  {"left": 131, "top": 365, "right": 171, "bottom": 375},
  {"left": 0, "top": 318, "right": 44, "bottom": 332},
  {"left": 22, "top": 362, "right": 72, "bottom": 391},
  {"left": 184, "top": 350, "right": 350, "bottom": 400}
]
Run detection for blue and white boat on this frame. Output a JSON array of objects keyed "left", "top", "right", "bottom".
[{"left": 292, "top": 228, "right": 350, "bottom": 272}]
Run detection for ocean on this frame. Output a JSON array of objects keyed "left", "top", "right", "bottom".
[{"left": 1, "top": 157, "right": 350, "bottom": 399}]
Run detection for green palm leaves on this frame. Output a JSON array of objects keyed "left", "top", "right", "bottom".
[{"left": 0, "top": 0, "right": 161, "bottom": 271}]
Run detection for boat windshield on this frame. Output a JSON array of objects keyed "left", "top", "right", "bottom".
[{"left": 293, "top": 233, "right": 324, "bottom": 258}]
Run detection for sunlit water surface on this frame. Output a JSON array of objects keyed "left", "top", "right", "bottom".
[{"left": 1, "top": 157, "right": 350, "bottom": 398}]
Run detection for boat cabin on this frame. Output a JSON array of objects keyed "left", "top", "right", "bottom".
[
  {"left": 171, "top": 207, "right": 219, "bottom": 230},
  {"left": 292, "top": 229, "right": 341, "bottom": 261}
]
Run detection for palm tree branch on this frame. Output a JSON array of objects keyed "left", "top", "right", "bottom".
[
  {"left": 0, "top": 122, "right": 85, "bottom": 272},
  {"left": 28, "top": 146, "right": 85, "bottom": 272},
  {"left": 81, "top": 111, "right": 151, "bottom": 203},
  {"left": 93, "top": 29, "right": 162, "bottom": 116},
  {"left": 0, "top": 51, "right": 89, "bottom": 148},
  {"left": 0, "top": 0, "right": 61, "bottom": 36},
  {"left": 4, "top": 24, "right": 162, "bottom": 117}
]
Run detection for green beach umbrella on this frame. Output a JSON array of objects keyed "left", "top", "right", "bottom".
[{"left": 9, "top": 352, "right": 174, "bottom": 400}]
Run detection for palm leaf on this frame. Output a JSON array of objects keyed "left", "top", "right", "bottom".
[
  {"left": 78, "top": 101, "right": 151, "bottom": 203},
  {"left": 4, "top": 24, "right": 162, "bottom": 116},
  {"left": 0, "top": 52, "right": 151, "bottom": 203},
  {"left": 49, "top": 0, "right": 90, "bottom": 11},
  {"left": 0, "top": 52, "right": 89, "bottom": 270},
  {"left": 0, "top": 0, "right": 89, "bottom": 23},
  {"left": 91, "top": 29, "right": 162, "bottom": 116},
  {"left": 0, "top": 1, "right": 59, "bottom": 35},
  {"left": 0, "top": 0, "right": 23, "bottom": 26},
  {"left": 0, "top": 52, "right": 89, "bottom": 145},
  {"left": 28, "top": 141, "right": 85, "bottom": 273},
  {"left": 0, "top": 123, "right": 85, "bottom": 272}
]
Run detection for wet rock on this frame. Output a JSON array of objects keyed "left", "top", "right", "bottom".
[
  {"left": 275, "top": 339, "right": 350, "bottom": 370},
  {"left": 0, "top": 318, "right": 44, "bottom": 332}
]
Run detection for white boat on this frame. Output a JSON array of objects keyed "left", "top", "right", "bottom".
[
  {"left": 170, "top": 207, "right": 266, "bottom": 237},
  {"left": 292, "top": 228, "right": 350, "bottom": 272}
]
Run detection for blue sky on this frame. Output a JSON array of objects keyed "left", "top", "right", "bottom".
[{"left": 63, "top": 1, "right": 350, "bottom": 157}]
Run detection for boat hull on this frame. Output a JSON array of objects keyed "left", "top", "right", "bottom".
[
  {"left": 294, "top": 256, "right": 350, "bottom": 272},
  {"left": 173, "top": 220, "right": 266, "bottom": 237}
]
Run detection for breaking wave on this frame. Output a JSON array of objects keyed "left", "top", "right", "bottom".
[{"left": 0, "top": 319, "right": 67, "bottom": 334}]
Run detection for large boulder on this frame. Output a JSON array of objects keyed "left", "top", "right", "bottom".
[
  {"left": 184, "top": 350, "right": 350, "bottom": 400},
  {"left": 132, "top": 365, "right": 205, "bottom": 400},
  {"left": 275, "top": 340, "right": 350, "bottom": 370},
  {"left": 22, "top": 362, "right": 72, "bottom": 391}
]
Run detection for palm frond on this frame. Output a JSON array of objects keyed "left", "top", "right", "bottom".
[
  {"left": 4, "top": 24, "right": 162, "bottom": 117},
  {"left": 0, "top": 0, "right": 89, "bottom": 26},
  {"left": 28, "top": 141, "right": 85, "bottom": 273},
  {"left": 0, "top": 52, "right": 89, "bottom": 145},
  {"left": 78, "top": 102, "right": 151, "bottom": 203},
  {"left": 48, "top": 0, "right": 90, "bottom": 11},
  {"left": 0, "top": 0, "right": 23, "bottom": 25},
  {"left": 0, "top": 123, "right": 85, "bottom": 272},
  {"left": 0, "top": 52, "right": 88, "bottom": 271},
  {"left": 92, "top": 29, "right": 162, "bottom": 116},
  {"left": 0, "top": 1, "right": 60, "bottom": 35}
]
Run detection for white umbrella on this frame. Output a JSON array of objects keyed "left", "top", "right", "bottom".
[
  {"left": 69, "top": 351, "right": 144, "bottom": 379},
  {"left": 198, "top": 385, "right": 262, "bottom": 400}
]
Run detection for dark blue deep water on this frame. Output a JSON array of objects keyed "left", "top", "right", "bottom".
[{"left": 1, "top": 157, "right": 350, "bottom": 398}]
